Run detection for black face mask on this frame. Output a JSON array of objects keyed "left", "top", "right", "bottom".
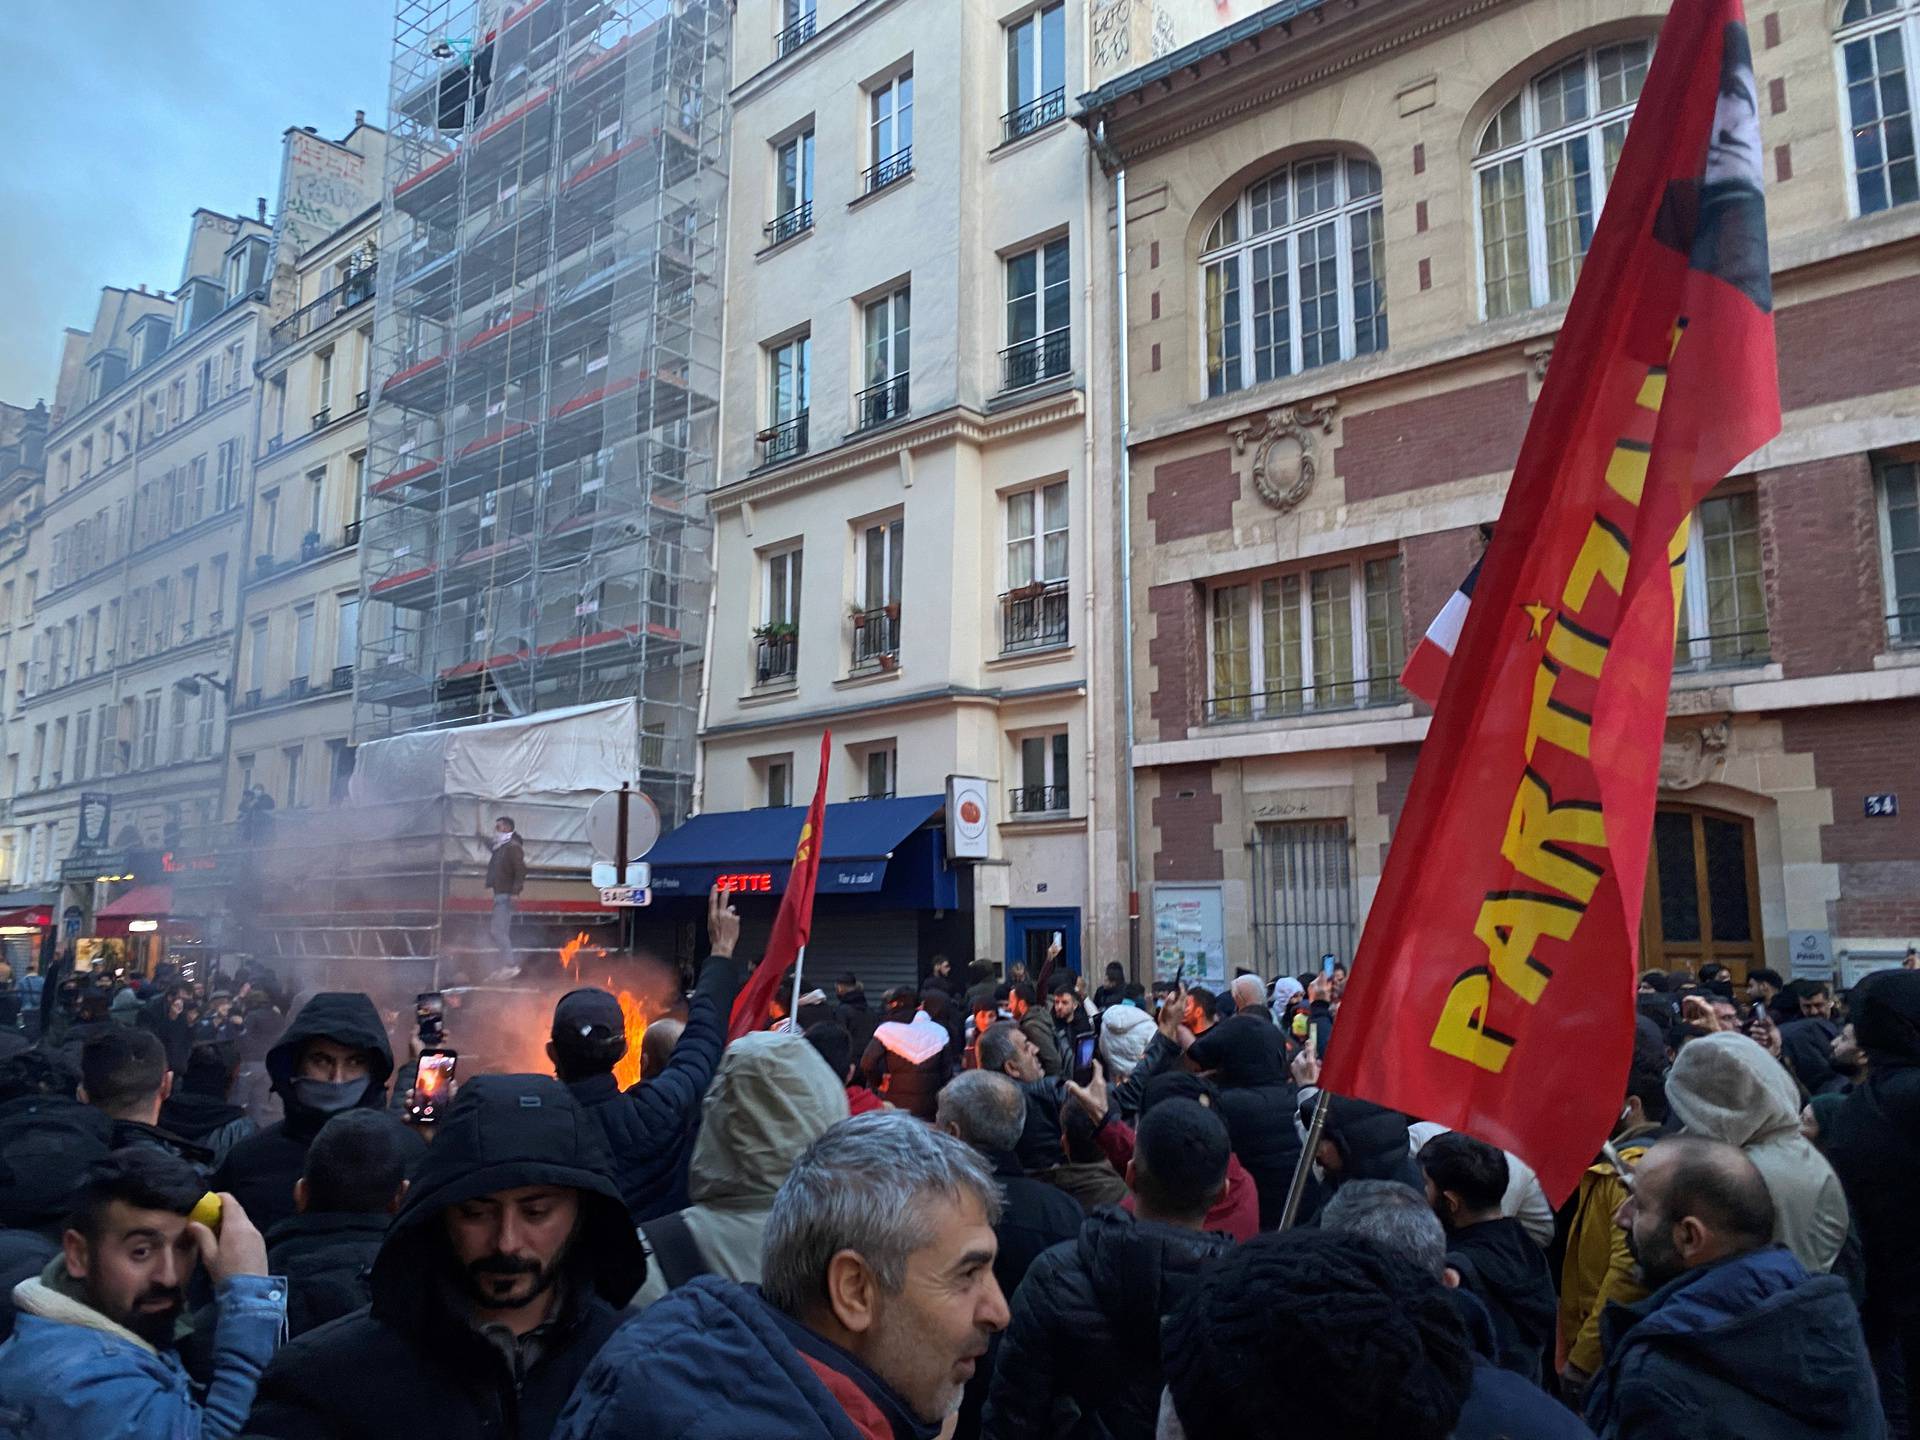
[{"left": 290, "top": 1075, "right": 371, "bottom": 1115}]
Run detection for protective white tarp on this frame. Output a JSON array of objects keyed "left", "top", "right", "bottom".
[{"left": 346, "top": 700, "right": 639, "bottom": 871}]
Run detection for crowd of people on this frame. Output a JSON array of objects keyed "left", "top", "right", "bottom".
[{"left": 0, "top": 895, "right": 1915, "bottom": 1440}]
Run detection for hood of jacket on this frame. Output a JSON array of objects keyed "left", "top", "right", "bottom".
[
  {"left": 157, "top": 1090, "right": 247, "bottom": 1141},
  {"left": 1320, "top": 1095, "right": 1415, "bottom": 1179},
  {"left": 0, "top": 1094, "right": 113, "bottom": 1229},
  {"left": 1600, "top": 1247, "right": 1865, "bottom": 1428},
  {"left": 1185, "top": 1013, "right": 1287, "bottom": 1087},
  {"left": 1853, "top": 967, "right": 1920, "bottom": 1069},
  {"left": 872, "top": 1010, "right": 949, "bottom": 1066},
  {"left": 1098, "top": 1004, "right": 1155, "bottom": 1077},
  {"left": 368, "top": 1073, "right": 645, "bottom": 1323},
  {"left": 688, "top": 1031, "right": 849, "bottom": 1209},
  {"left": 1667, "top": 1032, "right": 1802, "bottom": 1146},
  {"left": 1078, "top": 1208, "right": 1231, "bottom": 1362},
  {"left": 265, "top": 992, "right": 395, "bottom": 1104},
  {"left": 13, "top": 1255, "right": 162, "bottom": 1355}
]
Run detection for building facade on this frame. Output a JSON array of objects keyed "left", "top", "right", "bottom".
[
  {"left": 227, "top": 205, "right": 382, "bottom": 816},
  {"left": 1082, "top": 0, "right": 1920, "bottom": 987},
  {"left": 8, "top": 211, "right": 271, "bottom": 937},
  {"left": 0, "top": 401, "right": 49, "bottom": 945},
  {"left": 689, "top": 0, "right": 1122, "bottom": 982}
]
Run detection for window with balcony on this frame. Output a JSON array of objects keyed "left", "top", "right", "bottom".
[
  {"left": 247, "top": 619, "right": 270, "bottom": 702},
  {"left": 867, "top": 70, "right": 914, "bottom": 193},
  {"left": 1202, "top": 156, "right": 1387, "bottom": 397},
  {"left": 195, "top": 358, "right": 214, "bottom": 413},
  {"left": 853, "top": 517, "right": 904, "bottom": 672},
  {"left": 316, "top": 348, "right": 335, "bottom": 428},
  {"left": 777, "top": 0, "right": 815, "bottom": 56},
  {"left": 226, "top": 341, "right": 245, "bottom": 395},
  {"left": 293, "top": 605, "right": 317, "bottom": 692},
  {"left": 1208, "top": 554, "right": 1405, "bottom": 722},
  {"left": 260, "top": 488, "right": 281, "bottom": 561},
  {"left": 763, "top": 335, "right": 811, "bottom": 465},
  {"left": 757, "top": 546, "right": 802, "bottom": 685},
  {"left": 72, "top": 712, "right": 90, "bottom": 784},
  {"left": 858, "top": 287, "right": 911, "bottom": 430},
  {"left": 858, "top": 745, "right": 897, "bottom": 801},
  {"left": 1013, "top": 731, "right": 1069, "bottom": 815},
  {"left": 335, "top": 594, "right": 360, "bottom": 685},
  {"left": 1881, "top": 458, "right": 1920, "bottom": 643},
  {"left": 1005, "top": 3, "right": 1067, "bottom": 142},
  {"left": 268, "top": 375, "right": 287, "bottom": 447},
  {"left": 284, "top": 745, "right": 304, "bottom": 808},
  {"left": 769, "top": 130, "right": 814, "bottom": 245},
  {"left": 1838, "top": 1, "right": 1920, "bottom": 214},
  {"left": 196, "top": 688, "right": 216, "bottom": 759},
  {"left": 1475, "top": 39, "right": 1652, "bottom": 318},
  {"left": 139, "top": 692, "right": 161, "bottom": 770},
  {"left": 765, "top": 755, "right": 794, "bottom": 808},
  {"left": 1675, "top": 491, "right": 1769, "bottom": 670},
  {"left": 306, "top": 469, "right": 327, "bottom": 550},
  {"left": 169, "top": 689, "right": 189, "bottom": 764},
  {"left": 1003, "top": 237, "right": 1070, "bottom": 390},
  {"left": 1003, "top": 480, "right": 1069, "bottom": 652}
]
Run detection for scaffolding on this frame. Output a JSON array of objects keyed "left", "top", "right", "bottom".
[{"left": 356, "top": 0, "right": 729, "bottom": 837}]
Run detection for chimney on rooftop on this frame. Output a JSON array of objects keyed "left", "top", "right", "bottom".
[
  {"left": 257, "top": 197, "right": 267, "bottom": 222},
  {"left": 355, "top": 109, "right": 366, "bottom": 127},
  {"left": 137, "top": 284, "right": 146, "bottom": 294}
]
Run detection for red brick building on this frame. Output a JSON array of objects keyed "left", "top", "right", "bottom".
[{"left": 1081, "top": 0, "right": 1920, "bottom": 988}]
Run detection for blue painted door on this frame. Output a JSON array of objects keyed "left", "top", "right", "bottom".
[{"left": 1005, "top": 907, "right": 1081, "bottom": 979}]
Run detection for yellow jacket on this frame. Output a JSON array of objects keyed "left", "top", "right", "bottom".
[{"left": 1557, "top": 1124, "right": 1661, "bottom": 1376}]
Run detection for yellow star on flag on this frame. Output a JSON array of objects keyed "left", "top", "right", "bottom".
[{"left": 1522, "top": 603, "right": 1553, "bottom": 640}]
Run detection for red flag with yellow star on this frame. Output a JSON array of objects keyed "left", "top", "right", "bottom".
[
  {"left": 728, "top": 730, "right": 832, "bottom": 1041},
  {"left": 1321, "top": 0, "right": 1779, "bottom": 1203}
]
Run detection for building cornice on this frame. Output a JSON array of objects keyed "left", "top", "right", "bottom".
[{"left": 711, "top": 390, "right": 1087, "bottom": 514}]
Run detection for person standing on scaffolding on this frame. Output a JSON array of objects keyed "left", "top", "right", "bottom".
[{"left": 485, "top": 816, "right": 526, "bottom": 974}]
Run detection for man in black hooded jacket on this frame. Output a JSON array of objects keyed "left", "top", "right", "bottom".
[
  {"left": 1184, "top": 1011, "right": 1299, "bottom": 1230},
  {"left": 212, "top": 992, "right": 416, "bottom": 1233},
  {"left": 243, "top": 1074, "right": 648, "bottom": 1440},
  {"left": 982, "top": 1098, "right": 1233, "bottom": 1440}
]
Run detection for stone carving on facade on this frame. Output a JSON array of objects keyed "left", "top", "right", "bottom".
[
  {"left": 1225, "top": 399, "right": 1337, "bottom": 513},
  {"left": 1660, "top": 718, "right": 1731, "bottom": 791}
]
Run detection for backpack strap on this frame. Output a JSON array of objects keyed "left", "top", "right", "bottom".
[{"left": 639, "top": 1212, "right": 710, "bottom": 1291}]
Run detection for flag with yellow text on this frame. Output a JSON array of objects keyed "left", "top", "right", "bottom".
[
  {"left": 1322, "top": 0, "right": 1779, "bottom": 1202},
  {"left": 728, "top": 731, "right": 832, "bottom": 1042}
]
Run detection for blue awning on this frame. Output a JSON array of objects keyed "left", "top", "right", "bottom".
[{"left": 647, "top": 794, "right": 954, "bottom": 902}]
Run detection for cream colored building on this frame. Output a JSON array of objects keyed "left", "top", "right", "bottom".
[
  {"left": 227, "top": 206, "right": 381, "bottom": 814},
  {"left": 10, "top": 211, "right": 271, "bottom": 920},
  {"left": 687, "top": 0, "right": 1121, "bottom": 980},
  {"left": 1082, "top": 0, "right": 1920, "bottom": 986}
]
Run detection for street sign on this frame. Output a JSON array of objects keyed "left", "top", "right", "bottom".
[
  {"left": 587, "top": 788, "right": 661, "bottom": 863},
  {"left": 599, "top": 886, "right": 652, "bottom": 907},
  {"left": 590, "top": 860, "right": 651, "bottom": 890}
]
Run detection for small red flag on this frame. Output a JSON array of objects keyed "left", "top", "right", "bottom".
[
  {"left": 1323, "top": 0, "right": 1780, "bottom": 1203},
  {"left": 727, "top": 730, "right": 831, "bottom": 1042}
]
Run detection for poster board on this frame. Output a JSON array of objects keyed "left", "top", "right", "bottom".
[{"left": 1152, "top": 884, "right": 1226, "bottom": 986}]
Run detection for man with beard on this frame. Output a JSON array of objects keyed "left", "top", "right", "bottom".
[
  {"left": 212, "top": 991, "right": 413, "bottom": 1232},
  {"left": 556, "top": 1112, "right": 1009, "bottom": 1440},
  {"left": 243, "top": 1075, "right": 645, "bottom": 1440},
  {"left": 0, "top": 1148, "right": 282, "bottom": 1438},
  {"left": 1583, "top": 1137, "right": 1882, "bottom": 1440}
]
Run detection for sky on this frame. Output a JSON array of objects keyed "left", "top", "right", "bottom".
[{"left": 0, "top": 0, "right": 398, "bottom": 405}]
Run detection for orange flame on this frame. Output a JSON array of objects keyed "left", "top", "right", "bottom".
[
  {"left": 612, "top": 991, "right": 648, "bottom": 1088},
  {"left": 557, "top": 932, "right": 591, "bottom": 977}
]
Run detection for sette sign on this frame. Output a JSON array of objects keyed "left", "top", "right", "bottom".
[{"left": 714, "top": 872, "right": 775, "bottom": 893}]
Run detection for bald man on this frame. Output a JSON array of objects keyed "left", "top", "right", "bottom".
[
  {"left": 639, "top": 1017, "right": 684, "bottom": 1082},
  {"left": 1584, "top": 1136, "right": 1881, "bottom": 1439}
]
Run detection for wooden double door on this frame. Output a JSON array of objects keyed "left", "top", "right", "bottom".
[{"left": 1639, "top": 804, "right": 1764, "bottom": 981}]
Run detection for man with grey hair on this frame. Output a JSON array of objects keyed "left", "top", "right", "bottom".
[
  {"left": 937, "top": 1071, "right": 1081, "bottom": 1438},
  {"left": 553, "top": 1112, "right": 1011, "bottom": 1440},
  {"left": 1319, "top": 1181, "right": 1594, "bottom": 1440}
]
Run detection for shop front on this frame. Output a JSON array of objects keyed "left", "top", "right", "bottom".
[
  {"left": 645, "top": 794, "right": 972, "bottom": 997},
  {"left": 0, "top": 888, "right": 58, "bottom": 979}
]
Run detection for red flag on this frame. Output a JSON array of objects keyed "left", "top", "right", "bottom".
[
  {"left": 727, "top": 730, "right": 831, "bottom": 1042},
  {"left": 1322, "top": 0, "right": 1779, "bottom": 1203}
]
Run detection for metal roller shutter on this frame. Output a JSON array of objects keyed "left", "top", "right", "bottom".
[{"left": 806, "top": 911, "right": 921, "bottom": 998}]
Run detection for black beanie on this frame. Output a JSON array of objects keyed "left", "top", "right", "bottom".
[{"left": 1161, "top": 1230, "right": 1474, "bottom": 1440}]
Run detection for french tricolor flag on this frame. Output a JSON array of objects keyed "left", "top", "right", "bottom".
[{"left": 1400, "top": 556, "right": 1482, "bottom": 707}]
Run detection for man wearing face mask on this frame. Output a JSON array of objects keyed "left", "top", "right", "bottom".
[
  {"left": 212, "top": 992, "right": 416, "bottom": 1233},
  {"left": 244, "top": 1074, "right": 645, "bottom": 1440},
  {"left": 0, "top": 1148, "right": 282, "bottom": 1438}
]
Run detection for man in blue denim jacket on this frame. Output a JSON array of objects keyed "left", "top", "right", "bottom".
[{"left": 0, "top": 1147, "right": 285, "bottom": 1438}]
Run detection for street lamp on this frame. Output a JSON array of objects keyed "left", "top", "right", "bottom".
[{"left": 174, "top": 673, "right": 232, "bottom": 700}]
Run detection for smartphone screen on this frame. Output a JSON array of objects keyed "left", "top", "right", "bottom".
[
  {"left": 410, "top": 1050, "right": 456, "bottom": 1124},
  {"left": 1073, "top": 1032, "right": 1097, "bottom": 1083},
  {"left": 1321, "top": 954, "right": 1337, "bottom": 978}
]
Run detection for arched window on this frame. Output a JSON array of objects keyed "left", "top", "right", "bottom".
[
  {"left": 1200, "top": 155, "right": 1386, "bottom": 398},
  {"left": 1474, "top": 39, "right": 1652, "bottom": 319},
  {"left": 1837, "top": 0, "right": 1919, "bottom": 214}
]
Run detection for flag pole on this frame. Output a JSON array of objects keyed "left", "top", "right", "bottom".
[
  {"left": 787, "top": 944, "right": 808, "bottom": 1033},
  {"left": 1278, "top": 1088, "right": 1333, "bottom": 1231}
]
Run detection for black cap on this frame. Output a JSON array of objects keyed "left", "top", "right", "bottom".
[{"left": 552, "top": 987, "right": 624, "bottom": 1044}]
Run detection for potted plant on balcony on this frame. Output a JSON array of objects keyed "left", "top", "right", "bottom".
[
  {"left": 751, "top": 621, "right": 798, "bottom": 641},
  {"left": 300, "top": 529, "right": 323, "bottom": 561},
  {"left": 883, "top": 600, "right": 901, "bottom": 622},
  {"left": 877, "top": 652, "right": 899, "bottom": 672},
  {"left": 1009, "top": 580, "right": 1047, "bottom": 602},
  {"left": 849, "top": 603, "right": 869, "bottom": 630}
]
